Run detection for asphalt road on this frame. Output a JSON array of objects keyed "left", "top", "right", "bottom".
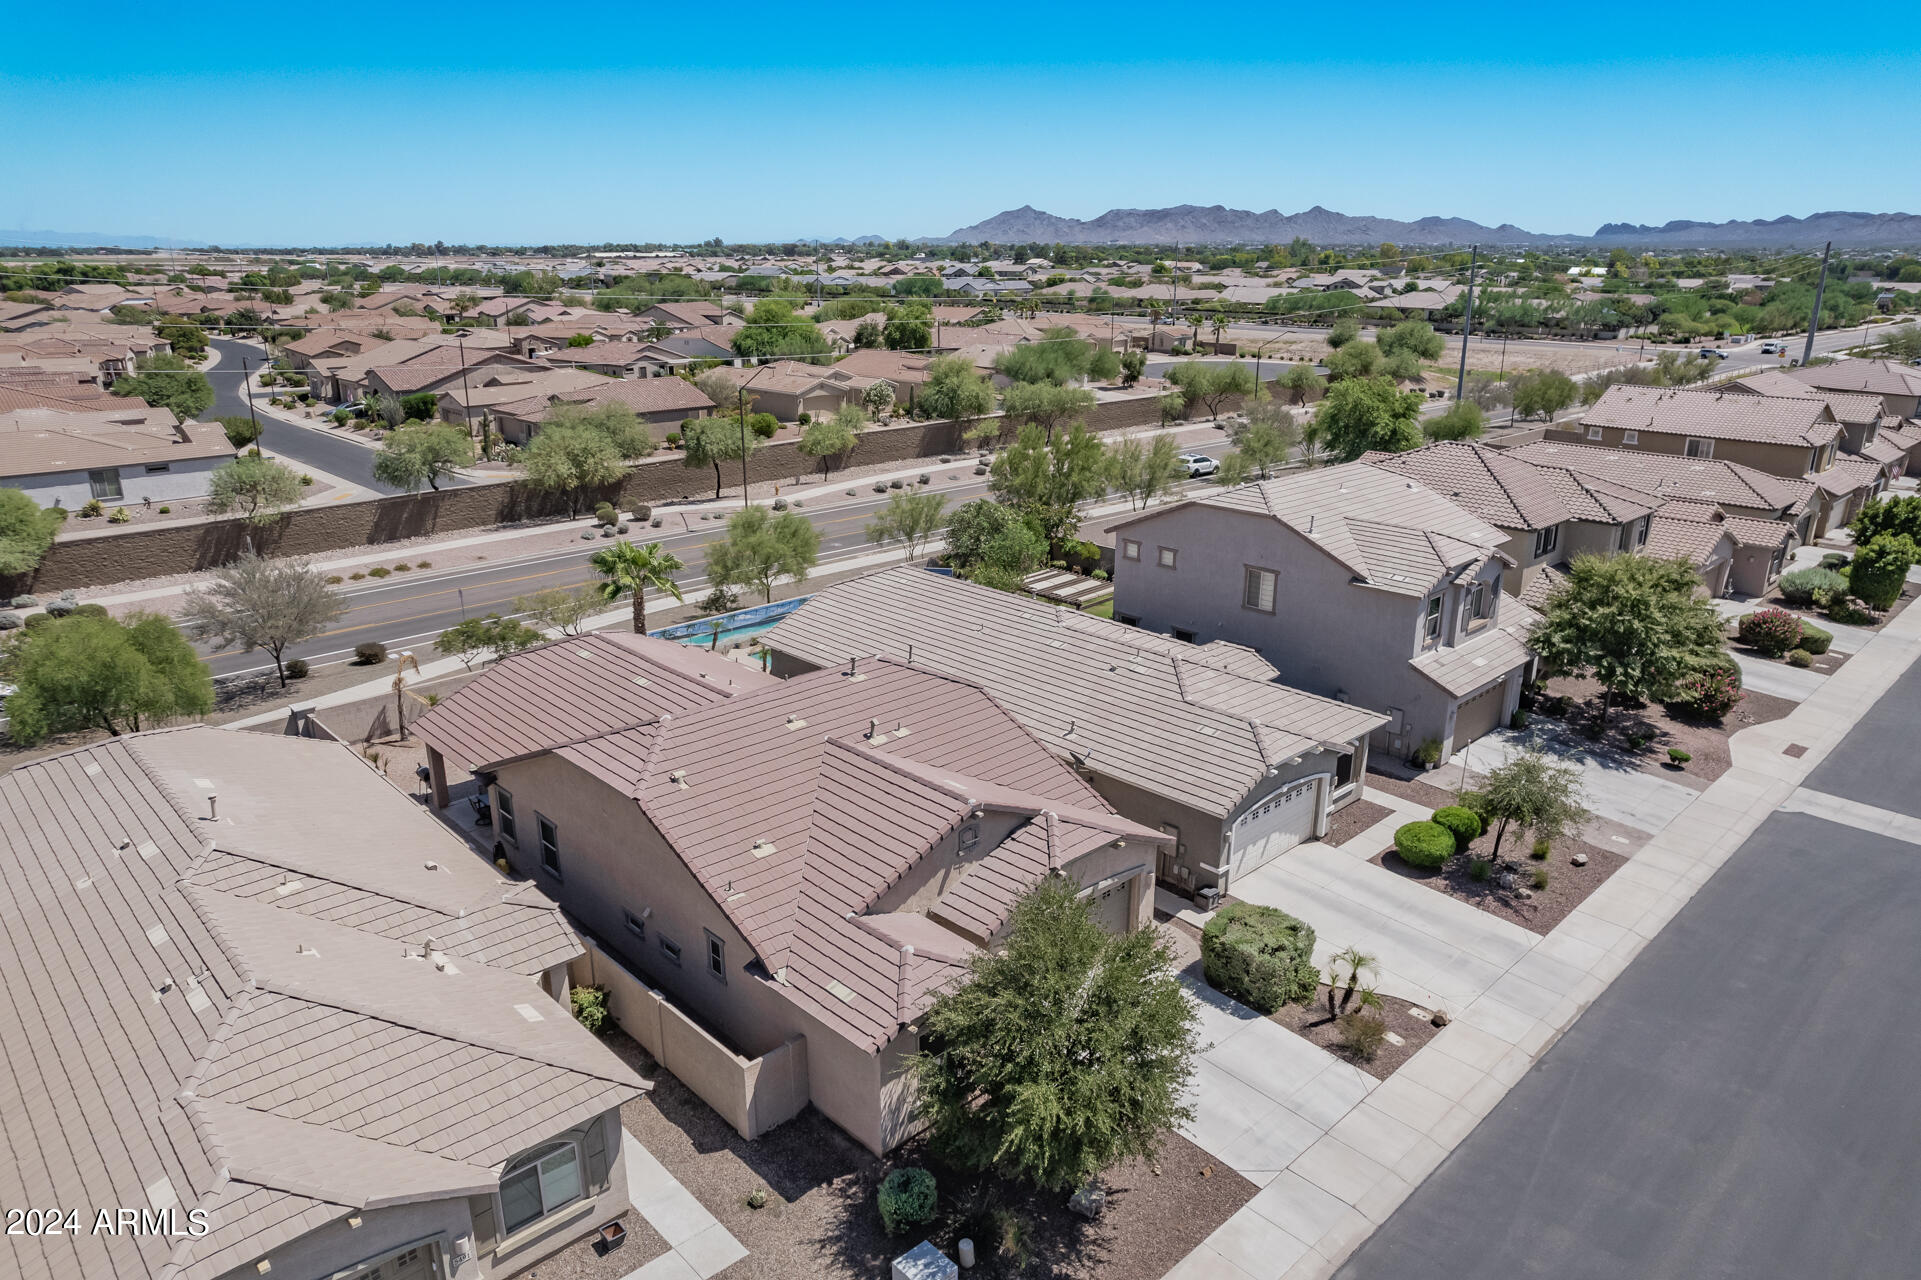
[
  {"left": 197, "top": 336, "right": 464, "bottom": 495},
  {"left": 1337, "top": 661, "right": 1921, "bottom": 1280}
]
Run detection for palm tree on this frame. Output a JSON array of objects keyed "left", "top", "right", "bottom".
[
  {"left": 590, "top": 539, "right": 686, "bottom": 634},
  {"left": 1325, "top": 946, "right": 1379, "bottom": 1020}
]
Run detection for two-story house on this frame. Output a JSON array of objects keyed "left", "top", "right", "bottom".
[
  {"left": 1109, "top": 463, "right": 1537, "bottom": 764},
  {"left": 1785, "top": 357, "right": 1921, "bottom": 421},
  {"left": 414, "top": 634, "right": 1167, "bottom": 1156},
  {"left": 1723, "top": 367, "right": 1914, "bottom": 480}
]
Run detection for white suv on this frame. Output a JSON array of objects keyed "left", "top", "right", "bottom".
[{"left": 1178, "top": 453, "right": 1219, "bottom": 478}]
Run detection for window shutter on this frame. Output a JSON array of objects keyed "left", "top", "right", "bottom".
[
  {"left": 582, "top": 1117, "right": 611, "bottom": 1193},
  {"left": 468, "top": 1194, "right": 498, "bottom": 1252}
]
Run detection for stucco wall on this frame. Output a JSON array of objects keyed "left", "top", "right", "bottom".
[
  {"left": 20, "top": 455, "right": 225, "bottom": 511},
  {"left": 1550, "top": 424, "right": 1816, "bottom": 479}
]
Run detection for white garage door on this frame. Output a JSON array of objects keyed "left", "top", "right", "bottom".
[
  {"left": 1088, "top": 878, "right": 1132, "bottom": 934},
  {"left": 1229, "top": 778, "right": 1321, "bottom": 879}
]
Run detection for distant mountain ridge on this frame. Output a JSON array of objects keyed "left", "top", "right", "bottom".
[{"left": 931, "top": 204, "right": 1921, "bottom": 249}]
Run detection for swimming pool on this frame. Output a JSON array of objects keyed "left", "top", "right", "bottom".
[{"left": 648, "top": 597, "right": 812, "bottom": 650}]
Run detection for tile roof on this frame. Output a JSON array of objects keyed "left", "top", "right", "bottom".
[
  {"left": 0, "top": 406, "right": 233, "bottom": 478},
  {"left": 1642, "top": 511, "right": 1735, "bottom": 567},
  {"left": 1124, "top": 461, "right": 1508, "bottom": 595},
  {"left": 1363, "top": 440, "right": 1654, "bottom": 531},
  {"left": 1409, "top": 599, "right": 1539, "bottom": 698},
  {"left": 1784, "top": 358, "right": 1921, "bottom": 401},
  {"left": 762, "top": 566, "right": 1383, "bottom": 820},
  {"left": 1505, "top": 440, "right": 1815, "bottom": 517},
  {"left": 1725, "top": 368, "right": 1885, "bottom": 425},
  {"left": 0, "top": 727, "right": 641, "bottom": 1280},
  {"left": 1582, "top": 383, "right": 1841, "bottom": 449}
]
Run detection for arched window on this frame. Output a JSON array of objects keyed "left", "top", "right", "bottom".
[{"left": 499, "top": 1139, "right": 582, "bottom": 1236}]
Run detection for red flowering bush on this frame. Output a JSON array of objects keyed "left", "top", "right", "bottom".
[
  {"left": 1667, "top": 656, "right": 1743, "bottom": 720},
  {"left": 1738, "top": 608, "right": 1803, "bottom": 658}
]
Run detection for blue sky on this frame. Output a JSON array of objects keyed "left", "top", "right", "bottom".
[{"left": 5, "top": 0, "right": 1917, "bottom": 246}]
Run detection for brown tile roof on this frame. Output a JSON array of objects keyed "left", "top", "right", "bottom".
[
  {"left": 1409, "top": 599, "right": 1539, "bottom": 698},
  {"left": 1505, "top": 440, "right": 1815, "bottom": 517},
  {"left": 0, "top": 406, "right": 233, "bottom": 477},
  {"left": 1642, "top": 512, "right": 1734, "bottom": 566},
  {"left": 1363, "top": 440, "right": 1649, "bottom": 531},
  {"left": 1583, "top": 383, "right": 1842, "bottom": 449},
  {"left": 1725, "top": 368, "right": 1885, "bottom": 425},
  {"left": 1811, "top": 456, "right": 1884, "bottom": 498},
  {"left": 0, "top": 727, "right": 642, "bottom": 1280},
  {"left": 1785, "top": 358, "right": 1921, "bottom": 401},
  {"left": 763, "top": 566, "right": 1383, "bottom": 820}
]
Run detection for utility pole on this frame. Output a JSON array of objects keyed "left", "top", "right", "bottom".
[
  {"left": 240, "top": 357, "right": 260, "bottom": 435},
  {"left": 1453, "top": 244, "right": 1479, "bottom": 401},
  {"left": 1801, "top": 241, "right": 1832, "bottom": 367},
  {"left": 456, "top": 336, "right": 484, "bottom": 458}
]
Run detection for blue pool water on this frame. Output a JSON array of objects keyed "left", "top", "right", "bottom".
[{"left": 648, "top": 597, "right": 811, "bottom": 649}]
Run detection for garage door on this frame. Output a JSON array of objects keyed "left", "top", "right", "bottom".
[
  {"left": 1454, "top": 682, "right": 1506, "bottom": 746},
  {"left": 358, "top": 1245, "right": 435, "bottom": 1280},
  {"left": 1088, "top": 878, "right": 1133, "bottom": 934},
  {"left": 1229, "top": 778, "right": 1321, "bottom": 879}
]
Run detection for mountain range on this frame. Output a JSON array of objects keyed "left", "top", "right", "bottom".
[{"left": 930, "top": 204, "right": 1921, "bottom": 249}]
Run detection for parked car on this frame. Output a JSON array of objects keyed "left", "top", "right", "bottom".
[
  {"left": 1700, "top": 348, "right": 1730, "bottom": 360},
  {"left": 1177, "top": 452, "right": 1219, "bottom": 478}
]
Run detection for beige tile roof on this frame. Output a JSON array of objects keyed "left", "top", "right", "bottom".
[
  {"left": 762, "top": 566, "right": 1383, "bottom": 820},
  {"left": 1642, "top": 511, "right": 1734, "bottom": 566},
  {"left": 1725, "top": 368, "right": 1885, "bottom": 425},
  {"left": 0, "top": 727, "right": 641, "bottom": 1280},
  {"left": 1364, "top": 440, "right": 1656, "bottom": 531},
  {"left": 1583, "top": 384, "right": 1841, "bottom": 449},
  {"left": 1126, "top": 461, "right": 1508, "bottom": 595},
  {"left": 1811, "top": 456, "right": 1885, "bottom": 498},
  {"left": 1505, "top": 440, "right": 1815, "bottom": 517},
  {"left": 0, "top": 406, "right": 232, "bottom": 477},
  {"left": 1409, "top": 599, "right": 1539, "bottom": 698},
  {"left": 1785, "top": 358, "right": 1921, "bottom": 401}
]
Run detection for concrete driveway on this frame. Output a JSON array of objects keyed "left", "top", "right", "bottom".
[
  {"left": 1732, "top": 651, "right": 1827, "bottom": 701},
  {"left": 1451, "top": 722, "right": 1699, "bottom": 835}
]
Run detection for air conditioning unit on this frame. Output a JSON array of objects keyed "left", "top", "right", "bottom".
[{"left": 1195, "top": 887, "right": 1221, "bottom": 912}]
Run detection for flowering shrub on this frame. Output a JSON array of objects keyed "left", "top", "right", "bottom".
[
  {"left": 1738, "top": 608, "right": 1802, "bottom": 657},
  {"left": 1668, "top": 657, "right": 1743, "bottom": 720}
]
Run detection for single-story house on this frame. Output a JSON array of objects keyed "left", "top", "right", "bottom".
[
  {"left": 0, "top": 405, "right": 233, "bottom": 508},
  {"left": 490, "top": 376, "right": 716, "bottom": 446}
]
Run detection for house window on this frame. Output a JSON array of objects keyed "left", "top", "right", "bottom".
[
  {"left": 1636, "top": 519, "right": 1650, "bottom": 548},
  {"left": 1122, "top": 539, "right": 1141, "bottom": 561},
  {"left": 1423, "top": 595, "right": 1443, "bottom": 642},
  {"left": 1622, "top": 430, "right": 1638, "bottom": 446},
  {"left": 659, "top": 936, "right": 682, "bottom": 967},
  {"left": 88, "top": 468, "right": 123, "bottom": 500},
  {"left": 1586, "top": 425, "right": 1603, "bottom": 441},
  {"left": 144, "top": 462, "right": 172, "bottom": 474},
  {"left": 499, "top": 1140, "right": 582, "bottom": 1237},
  {"left": 1685, "top": 438, "right": 1714, "bottom": 459},
  {"left": 1157, "top": 546, "right": 1178, "bottom": 569},
  {"left": 623, "top": 910, "right": 646, "bottom": 941},
  {"left": 705, "top": 931, "right": 726, "bottom": 983},
  {"left": 1463, "top": 582, "right": 1491, "bottom": 625},
  {"left": 1619, "top": 522, "right": 1634, "bottom": 551},
  {"left": 495, "top": 788, "right": 516, "bottom": 844},
  {"left": 1533, "top": 524, "right": 1560, "bottom": 559},
  {"left": 1334, "top": 751, "right": 1355, "bottom": 790},
  {"left": 536, "top": 815, "right": 560, "bottom": 877},
  {"left": 1242, "top": 566, "right": 1277, "bottom": 612},
  {"left": 1172, "top": 627, "right": 1197, "bottom": 643}
]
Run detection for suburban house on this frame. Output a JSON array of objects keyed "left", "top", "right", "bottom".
[
  {"left": 1363, "top": 439, "right": 1796, "bottom": 600},
  {"left": 433, "top": 368, "right": 609, "bottom": 430},
  {"left": 489, "top": 376, "right": 715, "bottom": 446},
  {"left": 761, "top": 566, "right": 1386, "bottom": 900},
  {"left": 1723, "top": 366, "right": 1920, "bottom": 477},
  {"left": 0, "top": 726, "right": 644, "bottom": 1280},
  {"left": 829, "top": 348, "right": 938, "bottom": 409},
  {"left": 0, "top": 405, "right": 233, "bottom": 508},
  {"left": 1108, "top": 462, "right": 1538, "bottom": 763},
  {"left": 708, "top": 360, "right": 862, "bottom": 422},
  {"left": 1785, "top": 357, "right": 1921, "bottom": 420},
  {"left": 364, "top": 350, "right": 544, "bottom": 401},
  {"left": 412, "top": 634, "right": 1166, "bottom": 1155},
  {"left": 637, "top": 301, "right": 736, "bottom": 332},
  {"left": 538, "top": 340, "right": 659, "bottom": 379}
]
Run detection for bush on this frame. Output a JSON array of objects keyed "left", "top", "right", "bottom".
[
  {"left": 44, "top": 597, "right": 76, "bottom": 618},
  {"left": 1668, "top": 747, "right": 1692, "bottom": 766},
  {"left": 877, "top": 1167, "right": 937, "bottom": 1235},
  {"left": 664, "top": 432, "right": 681, "bottom": 447},
  {"left": 569, "top": 985, "right": 611, "bottom": 1035},
  {"left": 749, "top": 412, "right": 780, "bottom": 439},
  {"left": 158, "top": 506, "right": 170, "bottom": 514},
  {"left": 1777, "top": 566, "right": 1846, "bottom": 608},
  {"left": 1200, "top": 902, "right": 1320, "bottom": 1012},
  {"left": 1531, "top": 867, "right": 1551, "bottom": 891},
  {"left": 349, "top": 571, "right": 366, "bottom": 581},
  {"left": 11, "top": 595, "right": 38, "bottom": 608},
  {"left": 1797, "top": 622, "right": 1833, "bottom": 655},
  {"left": 1738, "top": 608, "right": 1802, "bottom": 657},
  {"left": 1788, "top": 648, "right": 1814, "bottom": 668},
  {"left": 797, "top": 411, "right": 811, "bottom": 426},
  {"left": 285, "top": 658, "right": 309, "bottom": 679},
  {"left": 1337, "top": 1011, "right": 1389, "bottom": 1061},
  {"left": 416, "top": 561, "right": 431, "bottom": 569},
  {"left": 1820, "top": 552, "right": 1850, "bottom": 569},
  {"left": 1666, "top": 654, "right": 1742, "bottom": 720},
  {"left": 889, "top": 478, "right": 905, "bottom": 489},
  {"left": 1431, "top": 806, "right": 1482, "bottom": 850},
  {"left": 79, "top": 498, "right": 105, "bottom": 518},
  {"left": 108, "top": 507, "right": 131, "bottom": 524},
  {"left": 1394, "top": 820, "right": 1456, "bottom": 869},
  {"left": 1468, "top": 858, "right": 1493, "bottom": 882},
  {"left": 1510, "top": 709, "right": 1530, "bottom": 730},
  {"left": 1531, "top": 837, "right": 1551, "bottom": 861},
  {"left": 366, "top": 566, "right": 390, "bottom": 578},
  {"left": 23, "top": 611, "right": 52, "bottom": 630},
  {"left": 632, "top": 504, "right": 652, "bottom": 522},
  {"left": 354, "top": 642, "right": 388, "bottom": 665},
  {"left": 595, "top": 501, "right": 616, "bottom": 526},
  {"left": 72, "top": 603, "right": 108, "bottom": 619},
  {"left": 1827, "top": 595, "right": 1874, "bottom": 625},
  {"left": 1413, "top": 738, "right": 1442, "bottom": 767}
]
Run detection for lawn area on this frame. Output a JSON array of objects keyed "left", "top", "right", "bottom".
[{"left": 1083, "top": 598, "right": 1114, "bottom": 619}]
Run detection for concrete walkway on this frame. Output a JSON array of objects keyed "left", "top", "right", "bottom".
[
  {"left": 1168, "top": 555, "right": 1921, "bottom": 1280},
  {"left": 620, "top": 1131, "right": 747, "bottom": 1279},
  {"left": 1732, "top": 650, "right": 1827, "bottom": 701},
  {"left": 1447, "top": 723, "right": 1699, "bottom": 835}
]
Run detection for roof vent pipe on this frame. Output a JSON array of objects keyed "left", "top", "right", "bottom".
[{"left": 206, "top": 794, "right": 218, "bottom": 822}]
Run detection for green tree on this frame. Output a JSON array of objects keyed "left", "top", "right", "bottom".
[
  {"left": 995, "top": 326, "right": 1099, "bottom": 385},
  {"left": 207, "top": 455, "right": 305, "bottom": 525},
  {"left": 918, "top": 355, "right": 997, "bottom": 435},
  {"left": 946, "top": 499, "right": 1039, "bottom": 576},
  {"left": 217, "top": 415, "right": 261, "bottom": 449},
  {"left": 1480, "top": 748, "right": 1588, "bottom": 859},
  {"left": 1325, "top": 340, "right": 1382, "bottom": 381},
  {"left": 883, "top": 315, "right": 931, "bottom": 351},
  {"left": 1167, "top": 360, "right": 1257, "bottom": 420},
  {"left": 399, "top": 391, "right": 441, "bottom": 422},
  {"left": 707, "top": 507, "right": 820, "bottom": 603},
  {"left": 1119, "top": 350, "right": 1147, "bottom": 387},
  {"left": 728, "top": 299, "right": 829, "bottom": 361},
  {"left": 861, "top": 379, "right": 897, "bottom": 421},
  {"left": 1276, "top": 363, "right": 1326, "bottom": 405},
  {"left": 1530, "top": 552, "right": 1726, "bottom": 722},
  {"left": 1314, "top": 376, "right": 1425, "bottom": 461},
  {"left": 1425, "top": 400, "right": 1487, "bottom": 442},
  {"left": 590, "top": 539, "right": 686, "bottom": 633},
  {"left": 1233, "top": 391, "right": 1299, "bottom": 477},
  {"left": 1377, "top": 319, "right": 1445, "bottom": 361},
  {"left": 179, "top": 554, "right": 346, "bottom": 687},
  {"left": 1849, "top": 494, "right": 1921, "bottom": 546},
  {"left": 2, "top": 612, "right": 213, "bottom": 744},
  {"left": 1511, "top": 370, "right": 1579, "bottom": 420},
  {"left": 1847, "top": 534, "right": 1915, "bottom": 611},
  {"left": 373, "top": 421, "right": 475, "bottom": 492},
  {"left": 1001, "top": 382, "right": 1095, "bottom": 441},
  {"left": 113, "top": 353, "right": 214, "bottom": 420},
  {"left": 1104, "top": 433, "right": 1185, "bottom": 510},
  {"left": 909, "top": 876, "right": 1200, "bottom": 1193},
  {"left": 990, "top": 423, "right": 1108, "bottom": 556},
  {"left": 679, "top": 416, "right": 754, "bottom": 499},
  {"left": 0, "top": 488, "right": 66, "bottom": 577},
  {"left": 1326, "top": 317, "right": 1361, "bottom": 348},
  {"left": 522, "top": 419, "right": 623, "bottom": 515},
  {"left": 513, "top": 585, "right": 599, "bottom": 636},
  {"left": 546, "top": 401, "right": 655, "bottom": 460},
  {"left": 799, "top": 407, "right": 862, "bottom": 475},
  {"left": 865, "top": 491, "right": 949, "bottom": 560},
  {"left": 434, "top": 613, "right": 544, "bottom": 669},
  {"left": 852, "top": 320, "right": 883, "bottom": 349}
]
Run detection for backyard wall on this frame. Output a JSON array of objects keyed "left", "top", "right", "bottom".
[{"left": 572, "top": 936, "right": 810, "bottom": 1142}]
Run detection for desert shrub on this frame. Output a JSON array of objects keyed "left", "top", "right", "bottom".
[
  {"left": 366, "top": 566, "right": 390, "bottom": 578},
  {"left": 1668, "top": 747, "right": 1692, "bottom": 765},
  {"left": 416, "top": 561, "right": 431, "bottom": 568},
  {"left": 349, "top": 571, "right": 366, "bottom": 581},
  {"left": 158, "top": 505, "right": 171, "bottom": 514},
  {"left": 72, "top": 603, "right": 109, "bottom": 619},
  {"left": 569, "top": 985, "right": 610, "bottom": 1035},
  {"left": 1531, "top": 837, "right": 1551, "bottom": 860},
  {"left": 1531, "top": 867, "right": 1550, "bottom": 891},
  {"left": 109, "top": 507, "right": 131, "bottom": 524},
  {"left": 354, "top": 641, "right": 388, "bottom": 665},
  {"left": 1827, "top": 595, "right": 1874, "bottom": 625},
  {"left": 1431, "top": 806, "right": 1482, "bottom": 850},
  {"left": 79, "top": 498, "right": 104, "bottom": 518},
  {"left": 1797, "top": 622, "right": 1833, "bottom": 655},
  {"left": 1738, "top": 607, "right": 1802, "bottom": 657},
  {"left": 23, "top": 611, "right": 52, "bottom": 630},
  {"left": 392, "top": 562, "right": 411, "bottom": 572},
  {"left": 1666, "top": 654, "right": 1742, "bottom": 720},
  {"left": 595, "top": 501, "right": 616, "bottom": 526},
  {"left": 1337, "top": 1011, "right": 1388, "bottom": 1061},
  {"left": 1200, "top": 902, "right": 1319, "bottom": 1012},
  {"left": 10, "top": 595, "right": 38, "bottom": 608},
  {"left": 1777, "top": 566, "right": 1846, "bottom": 607},
  {"left": 1394, "top": 820, "right": 1456, "bottom": 869},
  {"left": 749, "top": 412, "right": 779, "bottom": 439},
  {"left": 1820, "top": 552, "right": 1850, "bottom": 568},
  {"left": 877, "top": 1167, "right": 937, "bottom": 1235},
  {"left": 1788, "top": 648, "right": 1814, "bottom": 668},
  {"left": 1468, "top": 858, "right": 1493, "bottom": 882},
  {"left": 44, "top": 597, "right": 76, "bottom": 618},
  {"left": 284, "top": 658, "right": 310, "bottom": 679}
]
